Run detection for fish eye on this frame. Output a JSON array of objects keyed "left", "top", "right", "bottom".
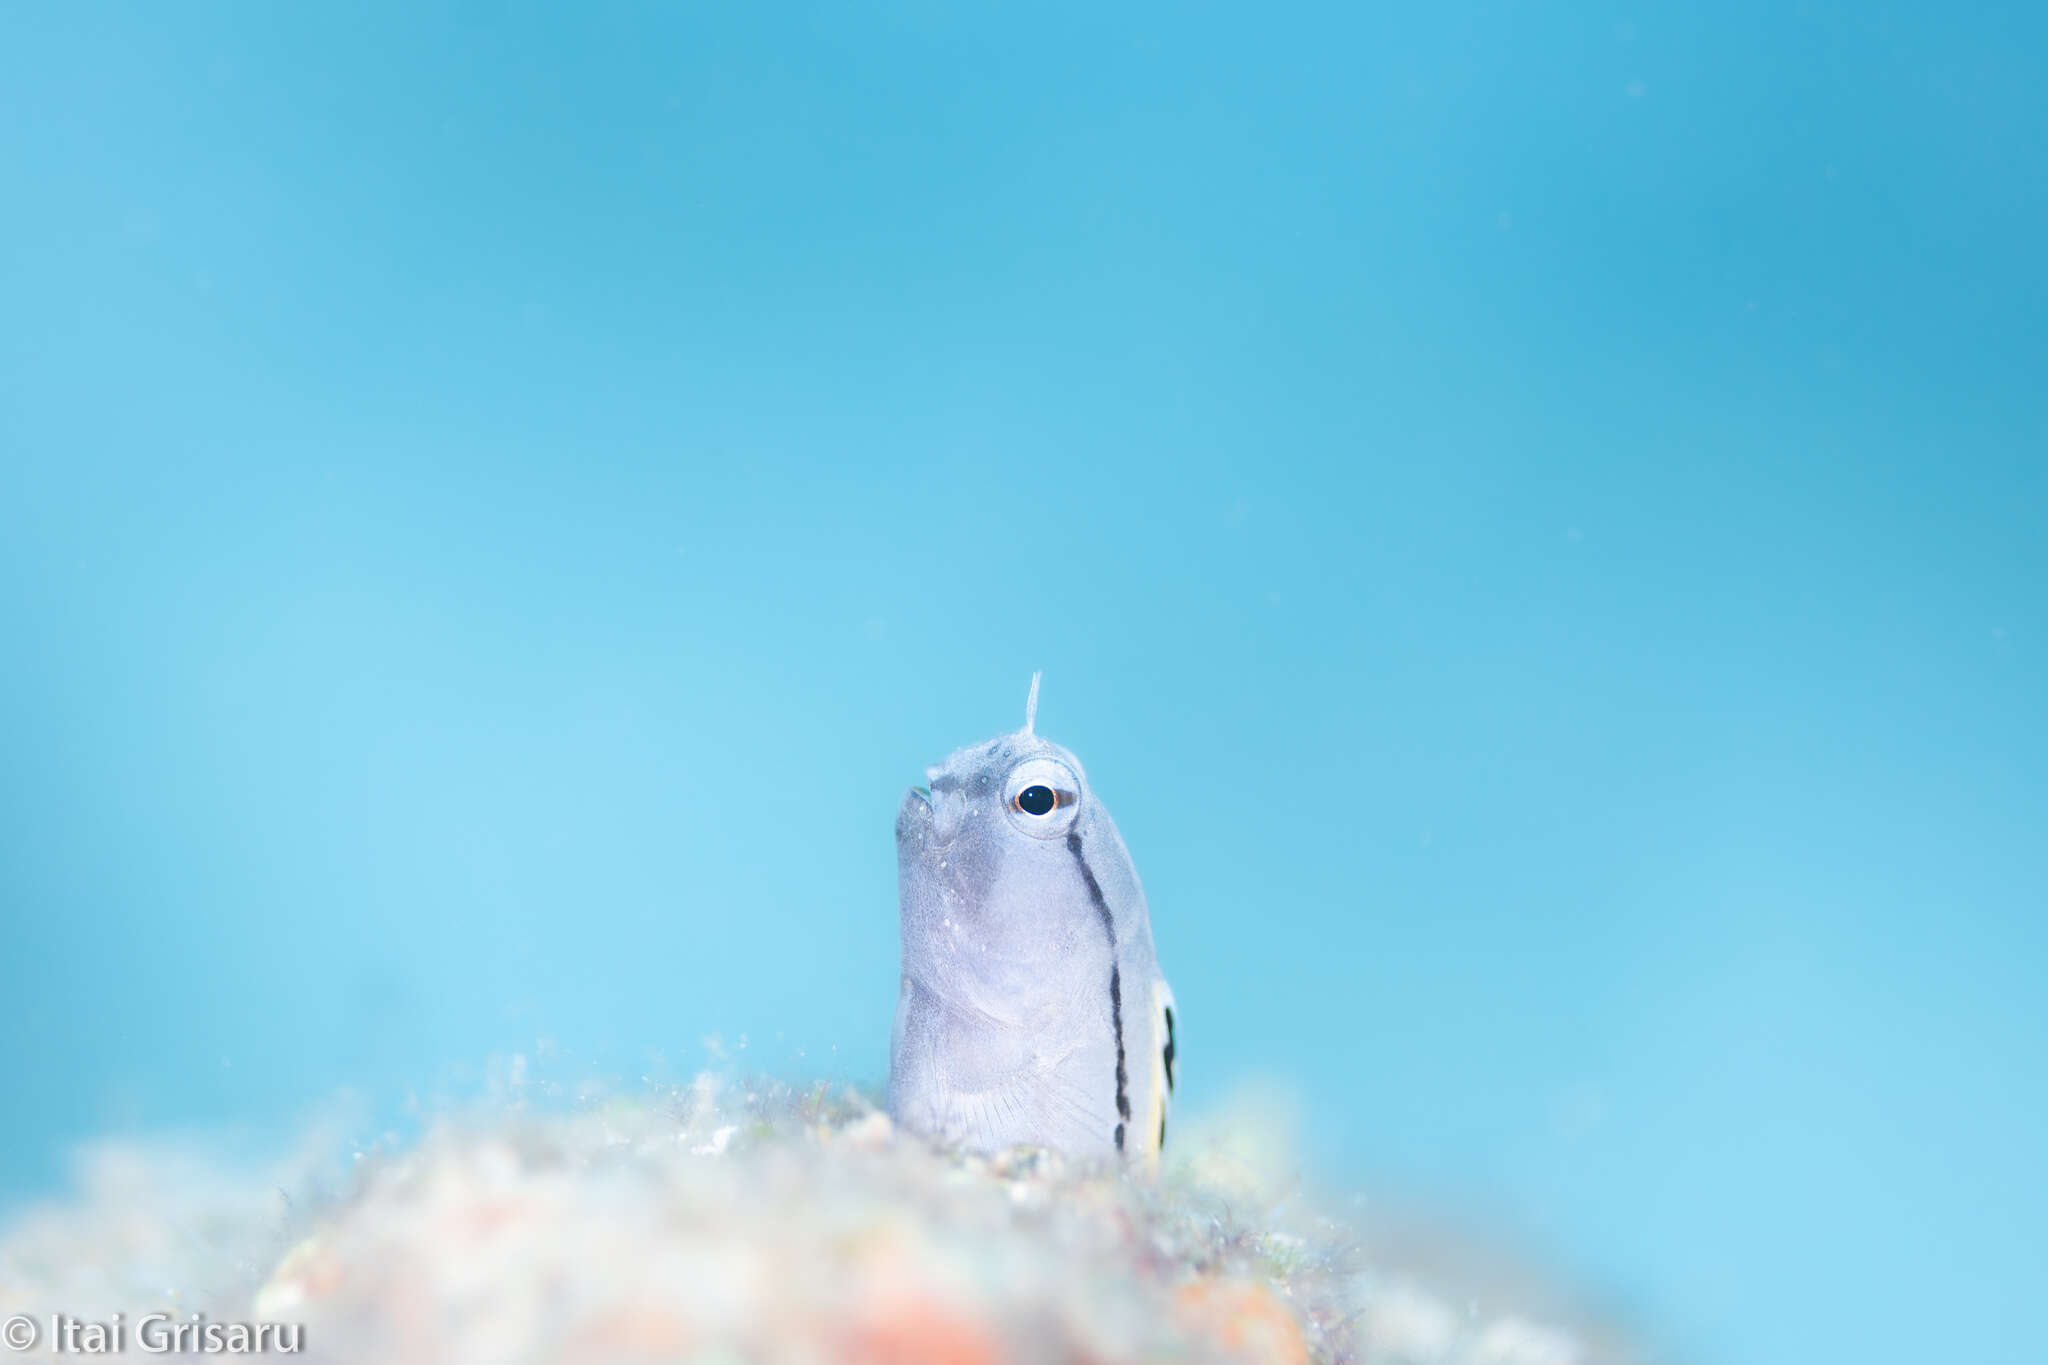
[
  {"left": 1015, "top": 785, "right": 1058, "bottom": 817},
  {"left": 1004, "top": 756, "right": 1081, "bottom": 837}
]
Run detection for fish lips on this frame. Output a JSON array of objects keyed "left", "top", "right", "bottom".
[
  {"left": 899, "top": 781, "right": 976, "bottom": 846},
  {"left": 896, "top": 785, "right": 932, "bottom": 843}
]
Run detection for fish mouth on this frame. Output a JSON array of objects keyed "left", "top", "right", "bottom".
[
  {"left": 898, "top": 780, "right": 975, "bottom": 848},
  {"left": 896, "top": 784, "right": 935, "bottom": 844}
]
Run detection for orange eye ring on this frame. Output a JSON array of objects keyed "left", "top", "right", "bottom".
[
  {"left": 1013, "top": 784, "right": 1060, "bottom": 817},
  {"left": 1003, "top": 757, "right": 1081, "bottom": 836}
]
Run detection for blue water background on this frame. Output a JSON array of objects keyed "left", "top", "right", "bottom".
[{"left": 4, "top": 7, "right": 2044, "bottom": 1363}]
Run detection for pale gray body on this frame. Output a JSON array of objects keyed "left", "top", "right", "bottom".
[{"left": 889, "top": 701, "right": 1175, "bottom": 1163}]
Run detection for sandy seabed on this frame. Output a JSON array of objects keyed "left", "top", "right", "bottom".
[{"left": 0, "top": 1073, "right": 1638, "bottom": 1364}]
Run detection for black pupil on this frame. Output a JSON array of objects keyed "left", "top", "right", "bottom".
[{"left": 1017, "top": 785, "right": 1057, "bottom": 816}]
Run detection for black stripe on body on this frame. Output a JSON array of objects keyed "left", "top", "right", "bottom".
[{"left": 1066, "top": 830, "right": 1131, "bottom": 1151}]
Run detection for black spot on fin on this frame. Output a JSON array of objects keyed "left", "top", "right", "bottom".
[{"left": 1163, "top": 1005, "right": 1176, "bottom": 1092}]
